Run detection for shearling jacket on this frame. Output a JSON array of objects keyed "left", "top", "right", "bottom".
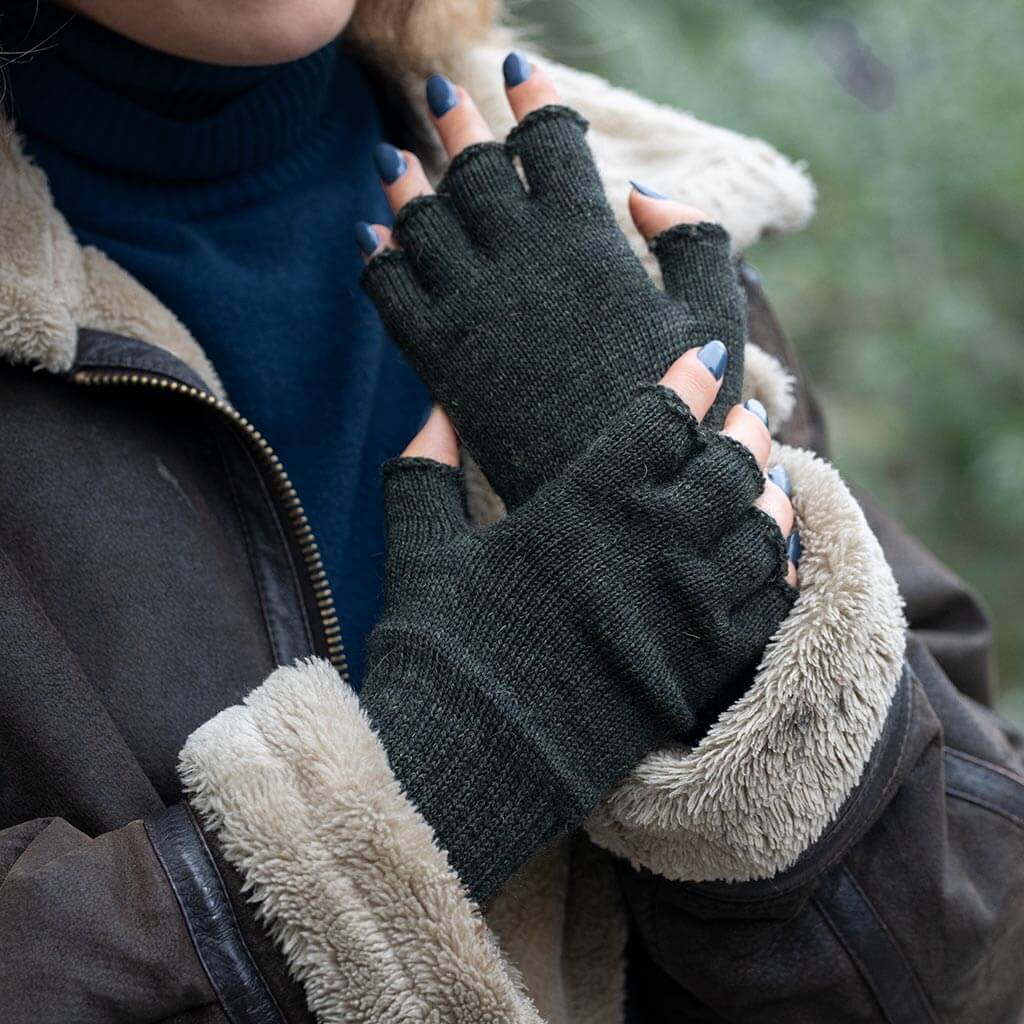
[{"left": 1, "top": 23, "right": 1023, "bottom": 1024}]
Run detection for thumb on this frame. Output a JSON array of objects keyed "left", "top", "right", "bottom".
[
  {"left": 658, "top": 341, "right": 728, "bottom": 423},
  {"left": 401, "top": 405, "right": 460, "bottom": 466},
  {"left": 383, "top": 407, "right": 467, "bottom": 551}
]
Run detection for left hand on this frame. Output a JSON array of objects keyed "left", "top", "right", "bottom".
[
  {"left": 358, "top": 53, "right": 749, "bottom": 510},
  {"left": 362, "top": 342, "right": 798, "bottom": 905}
]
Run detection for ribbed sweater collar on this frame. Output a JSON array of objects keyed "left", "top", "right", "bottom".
[{"left": 1, "top": 3, "right": 338, "bottom": 180}]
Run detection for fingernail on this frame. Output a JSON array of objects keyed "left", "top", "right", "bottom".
[
  {"left": 743, "top": 398, "right": 769, "bottom": 428},
  {"left": 630, "top": 179, "right": 670, "bottom": 200},
  {"left": 374, "top": 142, "right": 407, "bottom": 184},
  {"left": 426, "top": 74, "right": 458, "bottom": 118},
  {"left": 767, "top": 464, "right": 792, "bottom": 497},
  {"left": 416, "top": 404, "right": 434, "bottom": 432},
  {"left": 354, "top": 221, "right": 380, "bottom": 256},
  {"left": 787, "top": 531, "right": 803, "bottom": 567},
  {"left": 503, "top": 51, "right": 532, "bottom": 87},
  {"left": 697, "top": 340, "right": 728, "bottom": 381}
]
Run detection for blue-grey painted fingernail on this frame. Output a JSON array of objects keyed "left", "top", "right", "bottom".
[
  {"left": 630, "top": 179, "right": 670, "bottom": 200},
  {"left": 374, "top": 142, "right": 407, "bottom": 184},
  {"left": 744, "top": 398, "right": 769, "bottom": 428},
  {"left": 426, "top": 74, "right": 458, "bottom": 118},
  {"left": 787, "top": 531, "right": 802, "bottom": 567},
  {"left": 767, "top": 464, "right": 792, "bottom": 497},
  {"left": 354, "top": 221, "right": 380, "bottom": 256},
  {"left": 697, "top": 340, "right": 728, "bottom": 381},
  {"left": 416, "top": 404, "right": 434, "bottom": 432},
  {"left": 741, "top": 261, "right": 762, "bottom": 288},
  {"left": 503, "top": 51, "right": 532, "bottom": 87}
]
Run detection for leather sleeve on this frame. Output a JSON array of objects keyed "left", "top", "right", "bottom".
[
  {"left": 616, "top": 279, "right": 1024, "bottom": 1023},
  {"left": 0, "top": 812, "right": 224, "bottom": 1023},
  {"left": 618, "top": 646, "right": 1024, "bottom": 1024},
  {"left": 0, "top": 803, "right": 308, "bottom": 1024}
]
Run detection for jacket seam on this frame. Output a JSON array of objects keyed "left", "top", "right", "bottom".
[
  {"left": 945, "top": 746, "right": 1024, "bottom": 787},
  {"left": 811, "top": 895, "right": 892, "bottom": 1022},
  {"left": 945, "top": 788, "right": 1024, "bottom": 831},
  {"left": 841, "top": 868, "right": 935, "bottom": 1017},
  {"left": 224, "top": 425, "right": 317, "bottom": 659},
  {"left": 219, "top": 436, "right": 284, "bottom": 668},
  {"left": 144, "top": 804, "right": 287, "bottom": 1024},
  {"left": 812, "top": 866, "right": 937, "bottom": 1024}
]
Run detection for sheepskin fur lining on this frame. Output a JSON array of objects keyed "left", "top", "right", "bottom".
[
  {"left": 585, "top": 442, "right": 907, "bottom": 882},
  {"left": 180, "top": 659, "right": 544, "bottom": 1024},
  {"left": 484, "top": 834, "right": 628, "bottom": 1024},
  {"left": 0, "top": 132, "right": 224, "bottom": 391},
  {"left": 179, "top": 438, "right": 905, "bottom": 1021}
]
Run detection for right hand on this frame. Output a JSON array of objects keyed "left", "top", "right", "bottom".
[{"left": 360, "top": 342, "right": 799, "bottom": 906}]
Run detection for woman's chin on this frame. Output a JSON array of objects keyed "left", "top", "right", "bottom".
[{"left": 70, "top": 0, "right": 359, "bottom": 66}]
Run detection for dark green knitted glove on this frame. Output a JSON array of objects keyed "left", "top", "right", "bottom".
[
  {"left": 360, "top": 385, "right": 796, "bottom": 905},
  {"left": 361, "top": 104, "right": 746, "bottom": 509}
]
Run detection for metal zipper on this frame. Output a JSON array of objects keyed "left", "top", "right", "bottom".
[{"left": 72, "top": 369, "right": 348, "bottom": 678}]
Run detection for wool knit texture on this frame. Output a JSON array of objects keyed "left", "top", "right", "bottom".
[
  {"left": 362, "top": 105, "right": 747, "bottom": 509},
  {"left": 361, "top": 386, "right": 797, "bottom": 906}
]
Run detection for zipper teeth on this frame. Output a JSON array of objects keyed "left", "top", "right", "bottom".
[{"left": 73, "top": 370, "right": 348, "bottom": 678}]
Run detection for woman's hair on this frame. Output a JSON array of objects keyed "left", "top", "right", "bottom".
[{"left": 346, "top": 0, "right": 495, "bottom": 76}]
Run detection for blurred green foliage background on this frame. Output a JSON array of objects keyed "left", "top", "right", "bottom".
[{"left": 516, "top": 0, "right": 1024, "bottom": 724}]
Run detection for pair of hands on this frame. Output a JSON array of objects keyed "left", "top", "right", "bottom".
[
  {"left": 359, "top": 54, "right": 798, "bottom": 583},
  {"left": 350, "top": 55, "right": 803, "bottom": 905}
]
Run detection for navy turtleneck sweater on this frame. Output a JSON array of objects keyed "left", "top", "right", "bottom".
[{"left": 3, "top": 6, "right": 430, "bottom": 687}]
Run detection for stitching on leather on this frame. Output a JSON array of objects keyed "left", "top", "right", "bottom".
[
  {"left": 946, "top": 788, "right": 1024, "bottom": 831},
  {"left": 946, "top": 747, "right": 1024, "bottom": 788},
  {"left": 225, "top": 428, "right": 316, "bottom": 660},
  {"left": 875, "top": 665, "right": 918, "bottom": 808},
  {"left": 218, "top": 434, "right": 283, "bottom": 669},
  {"left": 183, "top": 804, "right": 289, "bottom": 1023},
  {"left": 144, "top": 806, "right": 286, "bottom": 1024},
  {"left": 812, "top": 894, "right": 895, "bottom": 1022},
  {"left": 843, "top": 867, "right": 936, "bottom": 1019}
]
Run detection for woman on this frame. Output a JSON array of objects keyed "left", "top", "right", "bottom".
[{"left": 0, "top": 1, "right": 1021, "bottom": 1022}]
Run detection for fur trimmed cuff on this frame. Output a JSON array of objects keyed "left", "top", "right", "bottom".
[
  {"left": 179, "top": 659, "right": 541, "bottom": 1024},
  {"left": 585, "top": 444, "right": 907, "bottom": 883}
]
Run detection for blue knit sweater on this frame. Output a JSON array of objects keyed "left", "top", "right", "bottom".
[{"left": 5, "top": 7, "right": 430, "bottom": 687}]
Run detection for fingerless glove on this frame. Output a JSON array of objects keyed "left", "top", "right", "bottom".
[
  {"left": 360, "top": 386, "right": 796, "bottom": 905},
  {"left": 362, "top": 105, "right": 746, "bottom": 508}
]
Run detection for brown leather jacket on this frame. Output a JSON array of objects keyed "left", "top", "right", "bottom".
[{"left": 1, "top": 33, "right": 1021, "bottom": 1024}]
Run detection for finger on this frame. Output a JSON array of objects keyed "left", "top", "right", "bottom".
[
  {"left": 787, "top": 531, "right": 802, "bottom": 587},
  {"left": 503, "top": 62, "right": 599, "bottom": 204},
  {"left": 401, "top": 405, "right": 460, "bottom": 467},
  {"left": 354, "top": 222, "right": 394, "bottom": 261},
  {"left": 628, "top": 182, "right": 710, "bottom": 241},
  {"left": 502, "top": 52, "right": 562, "bottom": 120},
  {"left": 754, "top": 473, "right": 795, "bottom": 538},
  {"left": 374, "top": 143, "right": 433, "bottom": 214},
  {"left": 658, "top": 341, "right": 729, "bottom": 423},
  {"left": 426, "top": 76, "right": 495, "bottom": 158},
  {"left": 722, "top": 399, "right": 772, "bottom": 469},
  {"left": 382, "top": 454, "right": 468, "bottom": 548}
]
